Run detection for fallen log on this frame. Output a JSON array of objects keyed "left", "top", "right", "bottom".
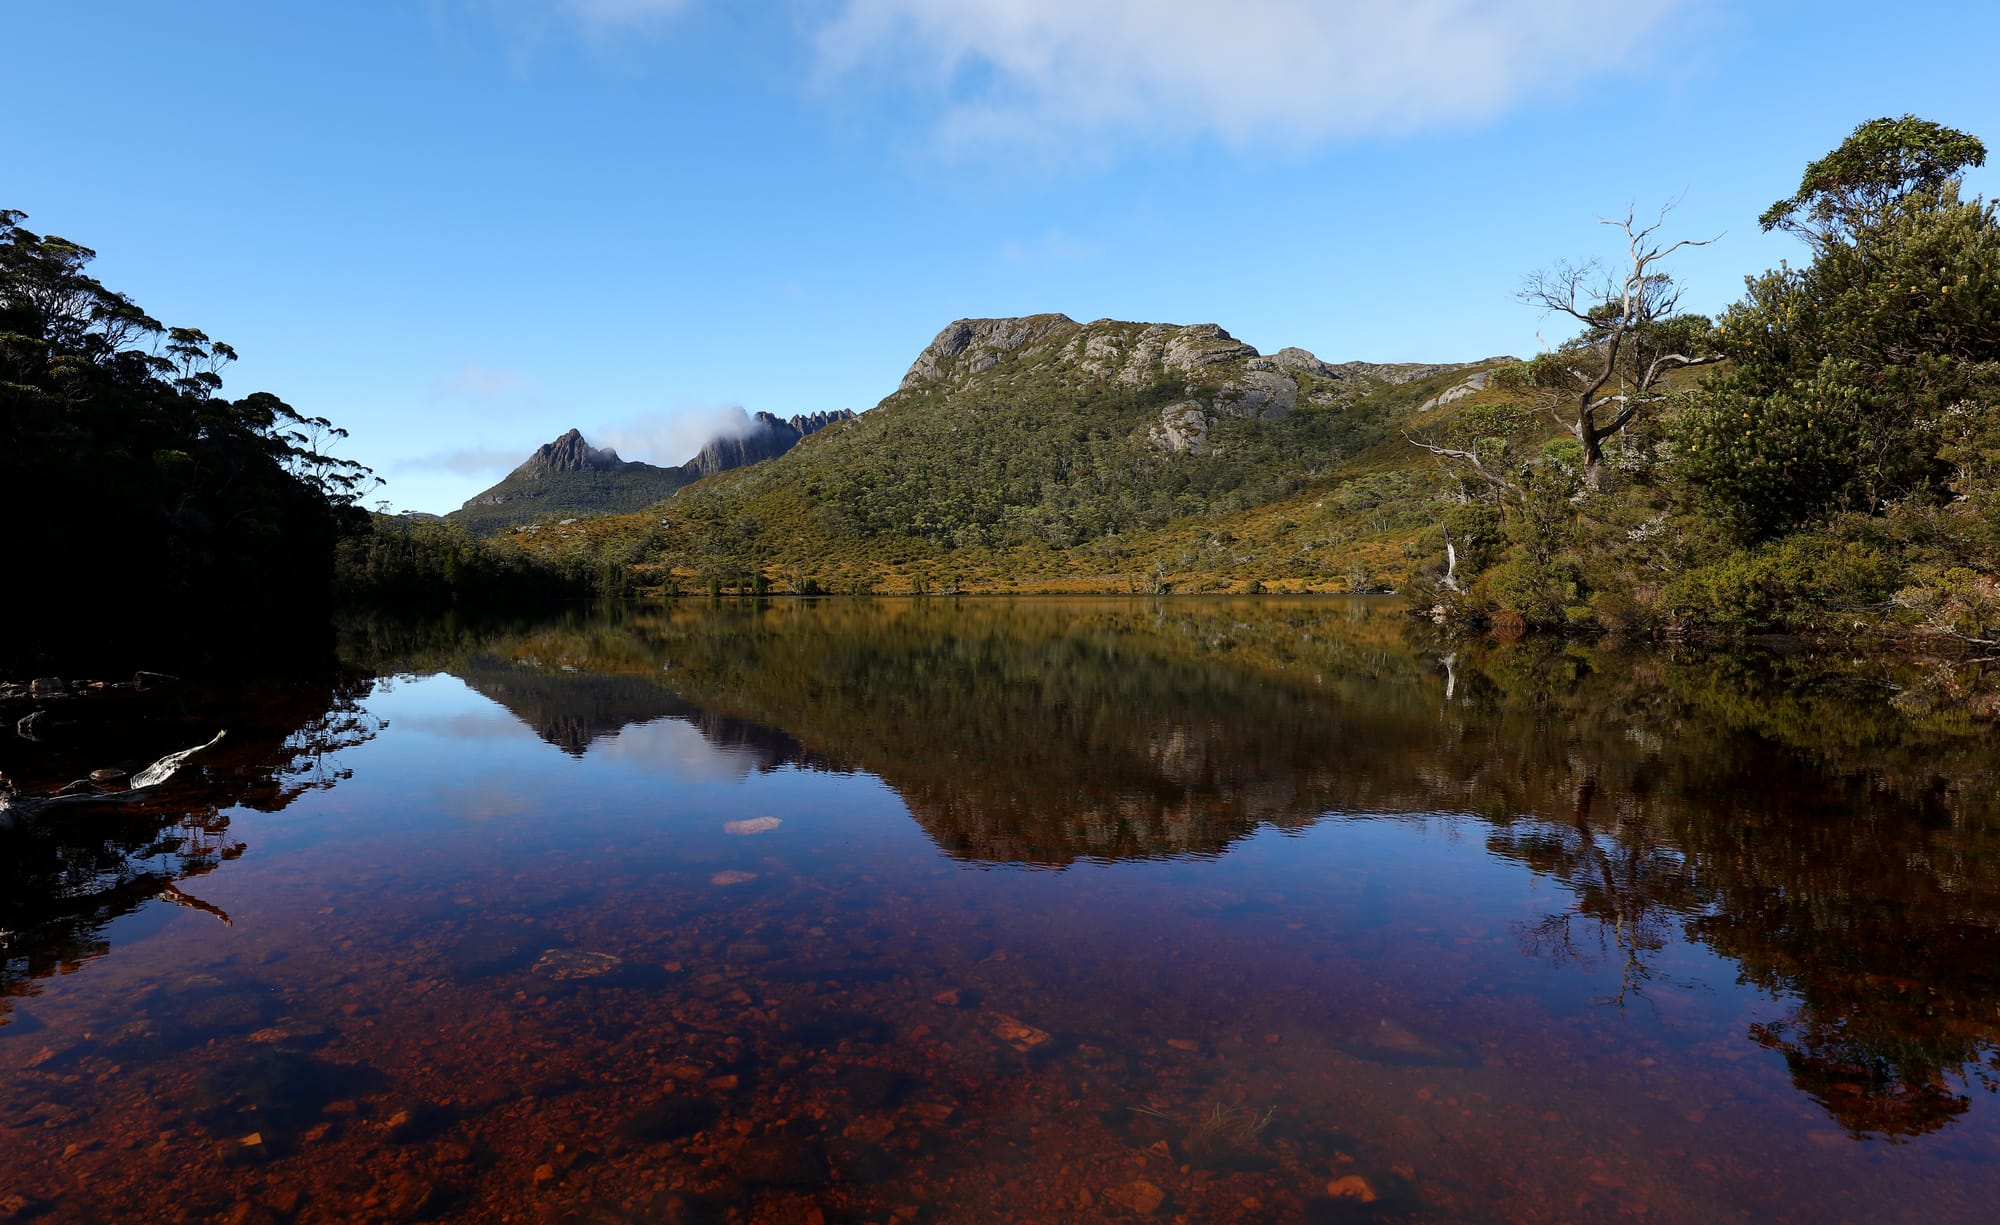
[{"left": 0, "top": 730, "right": 227, "bottom": 830}]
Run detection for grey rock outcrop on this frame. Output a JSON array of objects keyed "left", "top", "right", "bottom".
[
  {"left": 517, "top": 428, "right": 641, "bottom": 479},
  {"left": 1210, "top": 370, "right": 1299, "bottom": 420},
  {"left": 1416, "top": 371, "right": 1495, "bottom": 412},
  {"left": 900, "top": 314, "right": 1080, "bottom": 390},
  {"left": 1252, "top": 347, "right": 1341, "bottom": 380},
  {"left": 890, "top": 312, "right": 1495, "bottom": 458},
  {"left": 451, "top": 410, "right": 856, "bottom": 534},
  {"left": 464, "top": 429, "right": 656, "bottom": 509},
  {"left": 1162, "top": 324, "right": 1258, "bottom": 375},
  {"left": 1147, "top": 401, "right": 1212, "bottom": 454}
]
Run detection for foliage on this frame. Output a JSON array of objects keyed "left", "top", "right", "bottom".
[
  {"left": 449, "top": 465, "right": 692, "bottom": 538},
  {"left": 332, "top": 515, "right": 603, "bottom": 606},
  {"left": 536, "top": 323, "right": 1508, "bottom": 596},
  {"left": 1760, "top": 114, "right": 1987, "bottom": 248},
  {"left": 1661, "top": 535, "right": 1897, "bottom": 630},
  {"left": 1511, "top": 210, "right": 1723, "bottom": 486},
  {"left": 1676, "top": 194, "right": 2000, "bottom": 540},
  {"left": 0, "top": 209, "right": 373, "bottom": 663},
  {"left": 1406, "top": 115, "right": 2000, "bottom": 641}
]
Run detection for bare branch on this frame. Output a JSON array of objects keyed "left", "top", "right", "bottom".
[
  {"left": 1405, "top": 432, "right": 1518, "bottom": 499},
  {"left": 1640, "top": 351, "right": 1725, "bottom": 388}
]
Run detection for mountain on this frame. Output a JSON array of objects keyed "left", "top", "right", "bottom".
[
  {"left": 686, "top": 410, "right": 856, "bottom": 479},
  {"left": 505, "top": 312, "right": 1518, "bottom": 592},
  {"left": 449, "top": 411, "right": 855, "bottom": 537}
]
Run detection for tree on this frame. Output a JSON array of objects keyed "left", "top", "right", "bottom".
[
  {"left": 1677, "top": 122, "right": 2000, "bottom": 540},
  {"left": 1514, "top": 208, "right": 1722, "bottom": 490},
  {"left": 0, "top": 207, "right": 374, "bottom": 663},
  {"left": 1760, "top": 114, "right": 1986, "bottom": 249}
]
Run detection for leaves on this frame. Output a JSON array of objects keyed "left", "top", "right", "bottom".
[{"left": 1761, "top": 115, "right": 1987, "bottom": 248}]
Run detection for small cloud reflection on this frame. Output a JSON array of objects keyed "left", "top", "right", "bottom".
[
  {"left": 593, "top": 718, "right": 760, "bottom": 783},
  {"left": 396, "top": 709, "right": 530, "bottom": 740}
]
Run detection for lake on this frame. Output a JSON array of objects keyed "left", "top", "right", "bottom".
[{"left": 3, "top": 598, "right": 1998, "bottom": 1223}]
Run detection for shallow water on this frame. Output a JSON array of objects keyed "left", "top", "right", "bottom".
[{"left": 4, "top": 598, "right": 2000, "bottom": 1223}]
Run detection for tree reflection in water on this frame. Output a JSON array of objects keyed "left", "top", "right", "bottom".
[
  {"left": 0, "top": 675, "right": 380, "bottom": 1027},
  {"left": 7, "top": 598, "right": 1995, "bottom": 1148},
  {"left": 344, "top": 599, "right": 2000, "bottom": 1140}
]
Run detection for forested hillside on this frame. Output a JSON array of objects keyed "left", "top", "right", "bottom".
[
  {"left": 15, "top": 114, "right": 1995, "bottom": 650},
  {"left": 511, "top": 315, "right": 1516, "bottom": 594}
]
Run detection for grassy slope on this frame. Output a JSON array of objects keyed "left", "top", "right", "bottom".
[{"left": 508, "top": 321, "right": 1556, "bottom": 593}]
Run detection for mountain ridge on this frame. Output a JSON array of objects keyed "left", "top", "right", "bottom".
[
  {"left": 504, "top": 311, "right": 1526, "bottom": 593},
  {"left": 448, "top": 411, "right": 854, "bottom": 536}
]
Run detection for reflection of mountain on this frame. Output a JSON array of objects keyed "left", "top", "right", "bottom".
[
  {"left": 0, "top": 675, "right": 378, "bottom": 1029},
  {"left": 453, "top": 654, "right": 837, "bottom": 772},
  {"left": 340, "top": 598, "right": 2000, "bottom": 1141}
]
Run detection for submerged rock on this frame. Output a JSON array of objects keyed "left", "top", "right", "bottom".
[
  {"left": 1105, "top": 1179, "right": 1166, "bottom": 1215},
  {"left": 1325, "top": 1174, "right": 1378, "bottom": 1203},
  {"left": 1334, "top": 1017, "right": 1479, "bottom": 1068},
  {"left": 989, "top": 1014, "right": 1052, "bottom": 1053},
  {"left": 621, "top": 1094, "right": 720, "bottom": 1145},
  {"left": 530, "top": 950, "right": 623, "bottom": 981}
]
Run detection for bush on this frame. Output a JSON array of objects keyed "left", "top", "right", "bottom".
[
  {"left": 1662, "top": 534, "right": 1896, "bottom": 631},
  {"left": 1483, "top": 555, "right": 1583, "bottom": 627}
]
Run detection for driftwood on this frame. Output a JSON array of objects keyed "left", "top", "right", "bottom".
[{"left": 0, "top": 730, "right": 226, "bottom": 830}]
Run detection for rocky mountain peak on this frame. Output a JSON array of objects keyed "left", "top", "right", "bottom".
[
  {"left": 899, "top": 314, "right": 1082, "bottom": 390},
  {"left": 516, "top": 428, "right": 630, "bottom": 478},
  {"left": 685, "top": 409, "right": 857, "bottom": 479}
]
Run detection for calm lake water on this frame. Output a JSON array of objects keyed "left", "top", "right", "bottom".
[{"left": 4, "top": 598, "right": 2000, "bottom": 1223}]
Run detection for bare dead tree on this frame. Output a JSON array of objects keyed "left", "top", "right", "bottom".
[
  {"left": 1404, "top": 432, "right": 1516, "bottom": 596},
  {"left": 1520, "top": 206, "right": 1725, "bottom": 490}
]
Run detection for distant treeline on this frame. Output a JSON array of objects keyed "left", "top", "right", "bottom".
[{"left": 334, "top": 514, "right": 625, "bottom": 607}]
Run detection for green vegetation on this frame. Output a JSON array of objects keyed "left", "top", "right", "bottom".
[
  {"left": 1406, "top": 115, "right": 2000, "bottom": 642},
  {"left": 333, "top": 514, "right": 613, "bottom": 606},
  {"left": 1, "top": 209, "right": 373, "bottom": 665},
  {"left": 0, "top": 208, "right": 596, "bottom": 668},
  {"left": 511, "top": 318, "right": 1503, "bottom": 595},
  {"left": 494, "top": 113, "right": 1995, "bottom": 649},
  {"left": 15, "top": 114, "right": 2000, "bottom": 651}
]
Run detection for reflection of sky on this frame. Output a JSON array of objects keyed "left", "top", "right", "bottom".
[
  {"left": 388, "top": 706, "right": 526, "bottom": 741},
  {"left": 591, "top": 718, "right": 760, "bottom": 784},
  {"left": 261, "top": 675, "right": 883, "bottom": 841}
]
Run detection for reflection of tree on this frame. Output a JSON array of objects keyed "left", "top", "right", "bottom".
[
  {"left": 0, "top": 674, "right": 377, "bottom": 1026},
  {"left": 338, "top": 599, "right": 2000, "bottom": 1139},
  {"left": 1497, "top": 795, "right": 1702, "bottom": 1010},
  {"left": 1450, "top": 637, "right": 2000, "bottom": 1139},
  {"left": 342, "top": 600, "right": 1439, "bottom": 864}
]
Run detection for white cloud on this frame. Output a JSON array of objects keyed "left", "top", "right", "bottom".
[
  {"left": 814, "top": 0, "right": 1689, "bottom": 152},
  {"left": 593, "top": 404, "right": 757, "bottom": 466},
  {"left": 396, "top": 445, "right": 529, "bottom": 476},
  {"left": 596, "top": 717, "right": 759, "bottom": 783}
]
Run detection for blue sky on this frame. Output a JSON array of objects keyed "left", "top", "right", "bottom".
[{"left": 10, "top": 1, "right": 1999, "bottom": 513}]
